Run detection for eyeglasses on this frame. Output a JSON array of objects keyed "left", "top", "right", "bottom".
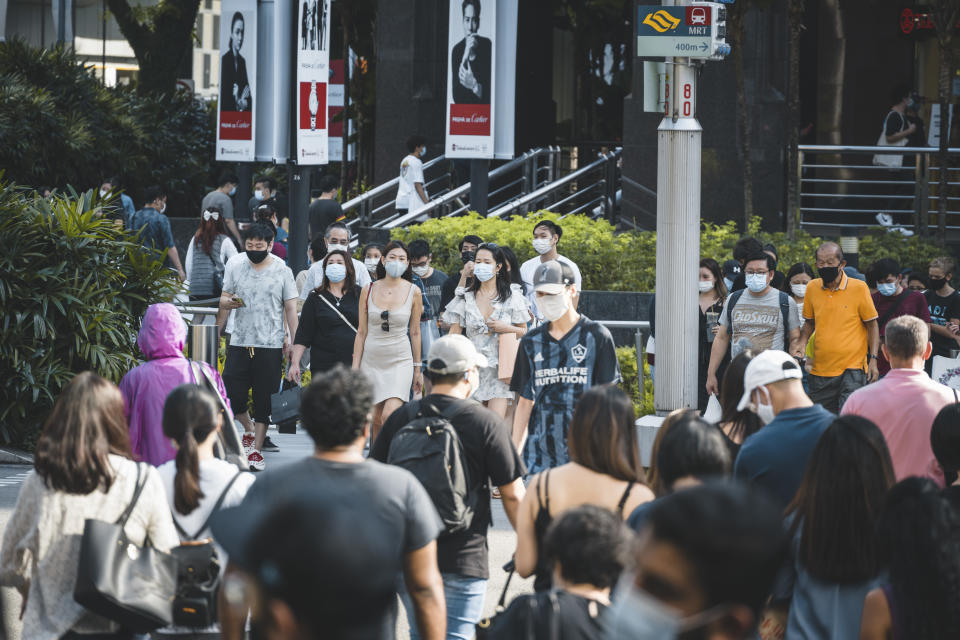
[
  {"left": 381, "top": 310, "right": 390, "bottom": 332},
  {"left": 745, "top": 270, "right": 769, "bottom": 276}
]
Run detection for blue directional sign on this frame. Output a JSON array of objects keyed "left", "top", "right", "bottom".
[{"left": 636, "top": 5, "right": 715, "bottom": 58}]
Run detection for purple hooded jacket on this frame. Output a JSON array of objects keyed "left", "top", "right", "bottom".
[{"left": 120, "top": 303, "right": 231, "bottom": 466}]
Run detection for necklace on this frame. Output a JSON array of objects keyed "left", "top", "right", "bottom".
[{"left": 328, "top": 289, "right": 344, "bottom": 307}]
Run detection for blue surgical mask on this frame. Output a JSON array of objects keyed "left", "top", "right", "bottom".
[
  {"left": 254, "top": 189, "right": 264, "bottom": 201},
  {"left": 745, "top": 273, "right": 768, "bottom": 293},
  {"left": 877, "top": 282, "right": 898, "bottom": 297},
  {"left": 325, "top": 263, "right": 347, "bottom": 283},
  {"left": 474, "top": 263, "right": 495, "bottom": 282},
  {"left": 604, "top": 573, "right": 727, "bottom": 640},
  {"left": 385, "top": 260, "right": 406, "bottom": 278},
  {"left": 723, "top": 277, "right": 735, "bottom": 292},
  {"left": 229, "top": 186, "right": 237, "bottom": 196}
]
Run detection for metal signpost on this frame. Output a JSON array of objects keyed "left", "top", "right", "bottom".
[{"left": 636, "top": 1, "right": 730, "bottom": 414}]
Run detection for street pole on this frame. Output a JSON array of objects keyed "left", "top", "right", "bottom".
[
  {"left": 288, "top": 166, "right": 311, "bottom": 274},
  {"left": 470, "top": 159, "right": 489, "bottom": 215},
  {"left": 653, "top": 54, "right": 702, "bottom": 414}
]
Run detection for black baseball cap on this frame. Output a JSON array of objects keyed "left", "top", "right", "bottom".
[
  {"left": 533, "top": 260, "right": 576, "bottom": 294},
  {"left": 722, "top": 260, "right": 742, "bottom": 279}
]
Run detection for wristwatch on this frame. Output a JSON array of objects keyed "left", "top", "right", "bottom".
[{"left": 867, "top": 354, "right": 878, "bottom": 360}]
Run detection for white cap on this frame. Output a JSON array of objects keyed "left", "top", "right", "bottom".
[
  {"left": 426, "top": 334, "right": 489, "bottom": 375},
  {"left": 736, "top": 350, "right": 803, "bottom": 412}
]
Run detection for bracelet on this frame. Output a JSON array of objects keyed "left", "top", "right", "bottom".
[
  {"left": 413, "top": 363, "right": 422, "bottom": 368},
  {"left": 867, "top": 354, "right": 877, "bottom": 360}
]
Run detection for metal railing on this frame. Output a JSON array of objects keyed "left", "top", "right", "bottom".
[
  {"left": 798, "top": 144, "right": 960, "bottom": 233},
  {"left": 488, "top": 149, "right": 622, "bottom": 222},
  {"left": 341, "top": 155, "right": 454, "bottom": 227},
  {"left": 597, "top": 319, "right": 650, "bottom": 399}
]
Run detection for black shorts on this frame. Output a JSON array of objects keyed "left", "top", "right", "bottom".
[{"left": 222, "top": 345, "right": 283, "bottom": 423}]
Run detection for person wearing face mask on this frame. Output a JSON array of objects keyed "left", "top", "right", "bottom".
[
  {"left": 288, "top": 250, "right": 361, "bottom": 381},
  {"left": 371, "top": 335, "right": 525, "bottom": 639},
  {"left": 867, "top": 258, "right": 931, "bottom": 377},
  {"left": 873, "top": 84, "right": 918, "bottom": 225},
  {"left": 722, "top": 259, "right": 741, "bottom": 294},
  {"left": 442, "top": 244, "right": 528, "bottom": 418},
  {"left": 783, "top": 262, "right": 814, "bottom": 325},
  {"left": 728, "top": 237, "right": 786, "bottom": 292},
  {"left": 301, "top": 222, "right": 371, "bottom": 303},
  {"left": 795, "top": 242, "right": 880, "bottom": 414},
  {"left": 697, "top": 258, "right": 728, "bottom": 411},
  {"left": 129, "top": 184, "right": 186, "bottom": 281},
  {"left": 217, "top": 223, "right": 300, "bottom": 472},
  {"left": 510, "top": 261, "right": 621, "bottom": 474},
  {"left": 923, "top": 256, "right": 960, "bottom": 374},
  {"left": 441, "top": 234, "right": 484, "bottom": 311},
  {"left": 363, "top": 242, "right": 384, "bottom": 278},
  {"left": 395, "top": 135, "right": 431, "bottom": 222},
  {"left": 519, "top": 220, "right": 583, "bottom": 321},
  {"left": 247, "top": 176, "right": 279, "bottom": 218},
  {"left": 202, "top": 172, "right": 242, "bottom": 247},
  {"left": 732, "top": 349, "right": 833, "bottom": 507},
  {"left": 606, "top": 482, "right": 787, "bottom": 640},
  {"left": 410, "top": 239, "right": 449, "bottom": 359},
  {"left": 706, "top": 252, "right": 800, "bottom": 397},
  {"left": 353, "top": 241, "right": 424, "bottom": 442},
  {"left": 98, "top": 175, "right": 136, "bottom": 224},
  {"left": 185, "top": 205, "right": 238, "bottom": 301}
]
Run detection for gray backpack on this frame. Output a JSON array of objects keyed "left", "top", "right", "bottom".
[{"left": 386, "top": 401, "right": 476, "bottom": 536}]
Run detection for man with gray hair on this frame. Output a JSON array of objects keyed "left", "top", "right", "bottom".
[
  {"left": 842, "top": 315, "right": 953, "bottom": 485},
  {"left": 300, "top": 221, "right": 372, "bottom": 300}
]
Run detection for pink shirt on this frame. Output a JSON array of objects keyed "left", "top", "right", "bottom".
[{"left": 841, "top": 368, "right": 953, "bottom": 486}]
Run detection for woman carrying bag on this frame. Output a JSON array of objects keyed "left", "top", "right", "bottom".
[{"left": 0, "top": 373, "right": 179, "bottom": 640}]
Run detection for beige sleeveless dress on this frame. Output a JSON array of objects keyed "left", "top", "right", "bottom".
[{"left": 361, "top": 281, "right": 415, "bottom": 404}]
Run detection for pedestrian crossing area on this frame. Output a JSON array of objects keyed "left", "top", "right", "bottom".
[{"left": 0, "top": 472, "right": 30, "bottom": 488}]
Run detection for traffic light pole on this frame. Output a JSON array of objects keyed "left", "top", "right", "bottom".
[{"left": 653, "top": 55, "right": 702, "bottom": 414}]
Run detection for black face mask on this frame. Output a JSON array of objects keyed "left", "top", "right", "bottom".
[
  {"left": 929, "top": 276, "right": 947, "bottom": 291},
  {"left": 248, "top": 249, "right": 269, "bottom": 264},
  {"left": 461, "top": 251, "right": 475, "bottom": 264},
  {"left": 819, "top": 266, "right": 840, "bottom": 284}
]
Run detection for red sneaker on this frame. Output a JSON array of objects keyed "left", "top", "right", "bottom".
[
  {"left": 242, "top": 434, "right": 255, "bottom": 456},
  {"left": 247, "top": 450, "right": 265, "bottom": 472}
]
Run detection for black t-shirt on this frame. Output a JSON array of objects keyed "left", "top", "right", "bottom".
[
  {"left": 925, "top": 289, "right": 960, "bottom": 353},
  {"left": 239, "top": 457, "right": 443, "bottom": 640},
  {"left": 477, "top": 591, "right": 607, "bottom": 640},
  {"left": 309, "top": 198, "right": 344, "bottom": 238},
  {"left": 295, "top": 286, "right": 360, "bottom": 372},
  {"left": 731, "top": 269, "right": 786, "bottom": 293},
  {"left": 420, "top": 269, "right": 449, "bottom": 320},
  {"left": 370, "top": 395, "right": 525, "bottom": 579}
]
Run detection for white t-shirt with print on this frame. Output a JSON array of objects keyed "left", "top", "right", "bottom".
[
  {"left": 396, "top": 154, "right": 427, "bottom": 211},
  {"left": 222, "top": 256, "right": 298, "bottom": 348},
  {"left": 719, "top": 287, "right": 801, "bottom": 358}
]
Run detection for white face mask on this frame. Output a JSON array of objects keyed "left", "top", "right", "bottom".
[
  {"left": 412, "top": 265, "right": 430, "bottom": 278},
  {"left": 473, "top": 263, "right": 496, "bottom": 282},
  {"left": 159, "top": 202, "right": 167, "bottom": 214},
  {"left": 385, "top": 260, "right": 407, "bottom": 278},
  {"left": 698, "top": 280, "right": 715, "bottom": 293},
  {"left": 532, "top": 237, "right": 553, "bottom": 255},
  {"left": 724, "top": 277, "right": 735, "bottom": 292},
  {"left": 254, "top": 189, "right": 265, "bottom": 201},
  {"left": 99, "top": 189, "right": 108, "bottom": 198},
  {"left": 537, "top": 292, "right": 569, "bottom": 322},
  {"left": 605, "top": 573, "right": 723, "bottom": 640},
  {"left": 327, "top": 241, "right": 349, "bottom": 253},
  {"left": 791, "top": 283, "right": 807, "bottom": 298},
  {"left": 745, "top": 273, "right": 768, "bottom": 293},
  {"left": 325, "top": 263, "right": 347, "bottom": 283},
  {"left": 751, "top": 386, "right": 776, "bottom": 425},
  {"left": 364, "top": 257, "right": 379, "bottom": 273}
]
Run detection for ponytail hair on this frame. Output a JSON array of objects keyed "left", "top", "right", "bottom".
[{"left": 162, "top": 384, "right": 222, "bottom": 515}]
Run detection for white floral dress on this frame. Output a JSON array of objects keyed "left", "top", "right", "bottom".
[{"left": 442, "top": 283, "right": 530, "bottom": 401}]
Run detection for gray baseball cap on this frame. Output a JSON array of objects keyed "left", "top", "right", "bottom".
[
  {"left": 426, "top": 334, "right": 489, "bottom": 374},
  {"left": 533, "top": 260, "right": 576, "bottom": 294}
]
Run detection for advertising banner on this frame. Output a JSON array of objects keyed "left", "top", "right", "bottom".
[
  {"left": 329, "top": 59, "right": 345, "bottom": 162},
  {"left": 445, "top": 0, "right": 496, "bottom": 159},
  {"left": 216, "top": 0, "right": 257, "bottom": 161},
  {"left": 493, "top": 0, "right": 517, "bottom": 159},
  {"left": 295, "top": 0, "right": 331, "bottom": 165}
]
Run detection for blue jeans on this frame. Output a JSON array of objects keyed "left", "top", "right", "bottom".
[{"left": 400, "top": 572, "right": 487, "bottom": 640}]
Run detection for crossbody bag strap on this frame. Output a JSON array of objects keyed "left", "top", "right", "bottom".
[
  {"left": 115, "top": 463, "right": 147, "bottom": 527},
  {"left": 316, "top": 291, "right": 358, "bottom": 333}
]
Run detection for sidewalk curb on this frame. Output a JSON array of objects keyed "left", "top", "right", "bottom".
[{"left": 0, "top": 448, "right": 33, "bottom": 464}]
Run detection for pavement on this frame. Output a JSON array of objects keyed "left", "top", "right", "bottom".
[{"left": 0, "top": 426, "right": 532, "bottom": 639}]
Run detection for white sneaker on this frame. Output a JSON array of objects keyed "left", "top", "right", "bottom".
[
  {"left": 247, "top": 450, "right": 265, "bottom": 472},
  {"left": 242, "top": 433, "right": 255, "bottom": 456}
]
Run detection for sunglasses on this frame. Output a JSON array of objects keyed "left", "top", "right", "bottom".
[{"left": 381, "top": 309, "right": 390, "bottom": 332}]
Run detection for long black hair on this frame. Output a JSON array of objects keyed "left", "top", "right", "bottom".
[
  {"left": 162, "top": 384, "right": 222, "bottom": 515},
  {"left": 499, "top": 245, "right": 525, "bottom": 293},
  {"left": 469, "top": 243, "right": 511, "bottom": 302},
  {"left": 717, "top": 350, "right": 763, "bottom": 444},
  {"left": 877, "top": 477, "right": 960, "bottom": 639},
  {"left": 375, "top": 240, "right": 413, "bottom": 282},
  {"left": 786, "top": 415, "right": 895, "bottom": 583}
]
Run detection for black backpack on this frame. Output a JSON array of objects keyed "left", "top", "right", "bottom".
[
  {"left": 725, "top": 288, "right": 792, "bottom": 350},
  {"left": 386, "top": 400, "right": 476, "bottom": 536},
  {"left": 169, "top": 471, "right": 242, "bottom": 628}
]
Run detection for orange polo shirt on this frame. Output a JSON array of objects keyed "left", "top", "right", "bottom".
[{"left": 803, "top": 271, "right": 878, "bottom": 377}]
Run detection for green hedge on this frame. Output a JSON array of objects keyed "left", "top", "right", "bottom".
[
  {"left": 0, "top": 184, "right": 178, "bottom": 447},
  {"left": 617, "top": 346, "right": 653, "bottom": 417},
  {"left": 390, "top": 212, "right": 948, "bottom": 291}
]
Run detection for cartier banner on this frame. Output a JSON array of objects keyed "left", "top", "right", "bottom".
[
  {"left": 445, "top": 0, "right": 496, "bottom": 158},
  {"left": 295, "top": 0, "right": 331, "bottom": 165},
  {"left": 216, "top": 0, "right": 257, "bottom": 161}
]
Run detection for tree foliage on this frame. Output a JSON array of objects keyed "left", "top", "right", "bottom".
[
  {"left": 0, "top": 183, "right": 179, "bottom": 447},
  {"left": 0, "top": 39, "right": 216, "bottom": 215}
]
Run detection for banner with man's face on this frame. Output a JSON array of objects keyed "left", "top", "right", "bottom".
[
  {"left": 295, "top": 0, "right": 331, "bottom": 165},
  {"left": 445, "top": 0, "right": 496, "bottom": 159},
  {"left": 216, "top": 0, "right": 257, "bottom": 161}
]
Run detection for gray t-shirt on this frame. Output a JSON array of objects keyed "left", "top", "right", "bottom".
[
  {"left": 201, "top": 189, "right": 235, "bottom": 220},
  {"left": 719, "top": 287, "right": 800, "bottom": 358},
  {"left": 222, "top": 257, "right": 298, "bottom": 348}
]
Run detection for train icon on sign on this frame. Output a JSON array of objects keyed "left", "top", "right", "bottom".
[{"left": 690, "top": 7, "right": 707, "bottom": 24}]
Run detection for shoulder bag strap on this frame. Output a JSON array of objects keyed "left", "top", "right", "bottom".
[
  {"left": 779, "top": 291, "right": 791, "bottom": 349},
  {"left": 115, "top": 463, "right": 146, "bottom": 526},
  {"left": 724, "top": 289, "right": 744, "bottom": 333},
  {"left": 315, "top": 291, "right": 358, "bottom": 333},
  {"left": 878, "top": 290, "right": 911, "bottom": 330},
  {"left": 190, "top": 471, "right": 244, "bottom": 540},
  {"left": 616, "top": 481, "right": 636, "bottom": 516}
]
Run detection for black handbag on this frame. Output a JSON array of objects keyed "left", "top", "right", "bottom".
[
  {"left": 73, "top": 464, "right": 178, "bottom": 632},
  {"left": 271, "top": 379, "right": 302, "bottom": 434}
]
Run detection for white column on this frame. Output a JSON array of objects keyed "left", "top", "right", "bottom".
[{"left": 653, "top": 58, "right": 702, "bottom": 414}]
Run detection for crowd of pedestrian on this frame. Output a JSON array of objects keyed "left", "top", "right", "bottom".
[{"left": 7, "top": 171, "right": 960, "bottom": 640}]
